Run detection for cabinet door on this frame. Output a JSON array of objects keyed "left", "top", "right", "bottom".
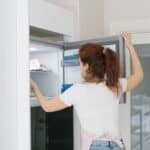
[
  {"left": 31, "top": 107, "right": 74, "bottom": 150},
  {"left": 45, "top": 107, "right": 73, "bottom": 150}
]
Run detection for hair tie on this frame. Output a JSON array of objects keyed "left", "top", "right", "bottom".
[{"left": 103, "top": 48, "right": 107, "bottom": 55}]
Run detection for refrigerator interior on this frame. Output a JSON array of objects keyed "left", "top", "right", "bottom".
[
  {"left": 30, "top": 36, "right": 125, "bottom": 101},
  {"left": 30, "top": 41, "right": 63, "bottom": 106},
  {"left": 131, "top": 44, "right": 150, "bottom": 150}
]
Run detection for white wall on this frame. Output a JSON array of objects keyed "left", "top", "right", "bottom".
[
  {"left": 79, "top": 0, "right": 104, "bottom": 40},
  {"left": 0, "top": 0, "right": 30, "bottom": 150},
  {"left": 104, "top": 0, "right": 150, "bottom": 35}
]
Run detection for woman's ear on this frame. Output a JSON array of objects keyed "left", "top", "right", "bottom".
[{"left": 84, "top": 63, "right": 89, "bottom": 71}]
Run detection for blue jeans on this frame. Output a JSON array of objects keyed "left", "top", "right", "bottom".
[{"left": 89, "top": 139, "right": 125, "bottom": 150}]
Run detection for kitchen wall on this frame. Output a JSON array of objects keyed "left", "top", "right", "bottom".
[
  {"left": 104, "top": 0, "right": 150, "bottom": 35},
  {"left": 79, "top": 0, "right": 104, "bottom": 40}
]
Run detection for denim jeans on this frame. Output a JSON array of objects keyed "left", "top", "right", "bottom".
[{"left": 89, "top": 139, "right": 126, "bottom": 150}]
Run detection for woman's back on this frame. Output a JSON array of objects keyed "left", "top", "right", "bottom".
[{"left": 60, "top": 78, "right": 127, "bottom": 137}]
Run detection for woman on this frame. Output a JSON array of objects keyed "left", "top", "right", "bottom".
[{"left": 31, "top": 32, "right": 144, "bottom": 150}]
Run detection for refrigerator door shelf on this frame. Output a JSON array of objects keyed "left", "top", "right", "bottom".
[
  {"left": 62, "top": 54, "right": 79, "bottom": 67},
  {"left": 30, "top": 70, "right": 51, "bottom": 73},
  {"left": 62, "top": 60, "right": 80, "bottom": 67},
  {"left": 64, "top": 54, "right": 78, "bottom": 60}
]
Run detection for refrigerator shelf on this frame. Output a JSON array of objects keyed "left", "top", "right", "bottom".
[{"left": 30, "top": 70, "right": 51, "bottom": 73}]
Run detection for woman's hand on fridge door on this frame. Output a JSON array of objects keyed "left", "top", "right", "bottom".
[
  {"left": 121, "top": 32, "right": 133, "bottom": 49},
  {"left": 30, "top": 79, "right": 49, "bottom": 111},
  {"left": 30, "top": 79, "right": 43, "bottom": 98},
  {"left": 30, "top": 79, "right": 68, "bottom": 112},
  {"left": 121, "top": 32, "right": 144, "bottom": 92}
]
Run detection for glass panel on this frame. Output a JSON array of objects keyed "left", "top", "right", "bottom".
[{"left": 131, "top": 44, "right": 150, "bottom": 150}]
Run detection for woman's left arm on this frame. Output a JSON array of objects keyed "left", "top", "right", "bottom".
[{"left": 30, "top": 80, "right": 68, "bottom": 112}]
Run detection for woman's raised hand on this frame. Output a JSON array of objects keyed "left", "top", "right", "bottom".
[{"left": 121, "top": 32, "right": 133, "bottom": 49}]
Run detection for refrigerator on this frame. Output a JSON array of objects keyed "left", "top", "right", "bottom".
[
  {"left": 129, "top": 33, "right": 150, "bottom": 150},
  {"left": 30, "top": 35, "right": 126, "bottom": 150}
]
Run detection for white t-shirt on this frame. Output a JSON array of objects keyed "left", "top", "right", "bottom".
[{"left": 59, "top": 78, "right": 127, "bottom": 140}]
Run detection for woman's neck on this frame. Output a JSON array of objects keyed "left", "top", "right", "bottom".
[{"left": 85, "top": 77, "right": 103, "bottom": 83}]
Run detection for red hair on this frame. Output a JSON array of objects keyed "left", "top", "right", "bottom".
[{"left": 79, "top": 43, "right": 121, "bottom": 95}]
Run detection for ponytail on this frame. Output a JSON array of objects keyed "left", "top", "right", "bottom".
[
  {"left": 79, "top": 43, "right": 121, "bottom": 96},
  {"left": 104, "top": 48, "right": 121, "bottom": 95}
]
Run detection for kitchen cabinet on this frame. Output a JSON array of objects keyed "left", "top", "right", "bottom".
[{"left": 31, "top": 106, "right": 73, "bottom": 150}]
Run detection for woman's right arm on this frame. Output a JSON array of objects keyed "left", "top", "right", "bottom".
[
  {"left": 30, "top": 80, "right": 68, "bottom": 112},
  {"left": 122, "top": 32, "right": 144, "bottom": 92}
]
